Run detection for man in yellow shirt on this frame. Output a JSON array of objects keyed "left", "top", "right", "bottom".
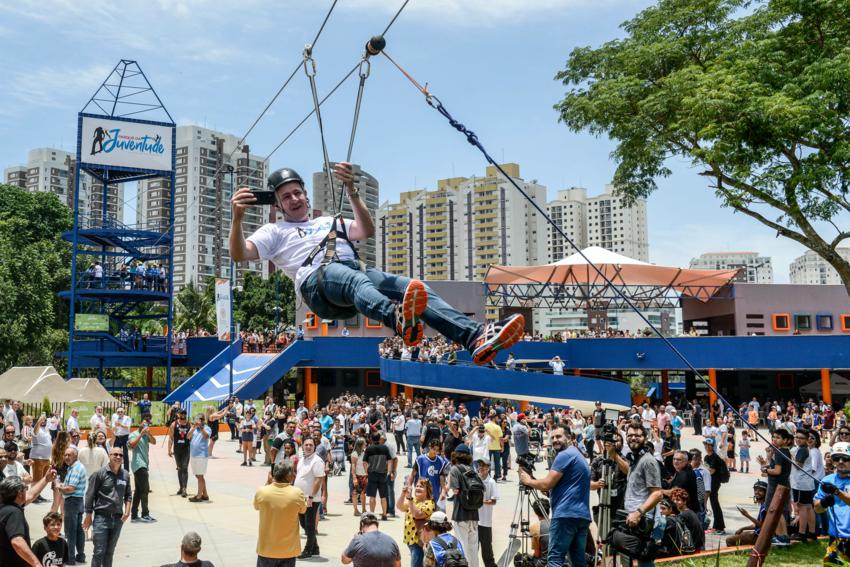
[
  {"left": 254, "top": 460, "right": 307, "bottom": 566},
  {"left": 484, "top": 413, "right": 504, "bottom": 481}
]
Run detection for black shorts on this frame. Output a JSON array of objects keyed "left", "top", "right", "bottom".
[
  {"left": 209, "top": 423, "right": 219, "bottom": 441},
  {"left": 366, "top": 476, "right": 388, "bottom": 498},
  {"left": 792, "top": 488, "right": 815, "bottom": 505}
]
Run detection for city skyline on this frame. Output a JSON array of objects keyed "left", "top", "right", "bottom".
[{"left": 0, "top": 0, "right": 840, "bottom": 282}]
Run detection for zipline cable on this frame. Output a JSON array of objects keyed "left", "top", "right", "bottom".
[
  {"left": 303, "top": 46, "right": 339, "bottom": 214},
  {"left": 384, "top": 55, "right": 822, "bottom": 485}
]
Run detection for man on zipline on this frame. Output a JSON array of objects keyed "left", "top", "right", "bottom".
[{"left": 229, "top": 161, "right": 524, "bottom": 365}]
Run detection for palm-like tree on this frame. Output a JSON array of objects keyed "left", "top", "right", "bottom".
[{"left": 174, "top": 280, "right": 214, "bottom": 333}]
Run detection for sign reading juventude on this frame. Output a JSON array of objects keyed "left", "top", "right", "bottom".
[{"left": 79, "top": 115, "right": 173, "bottom": 172}]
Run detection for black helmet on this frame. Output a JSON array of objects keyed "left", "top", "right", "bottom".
[{"left": 268, "top": 167, "right": 304, "bottom": 191}]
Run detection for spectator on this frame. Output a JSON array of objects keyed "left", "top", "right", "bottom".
[
  {"left": 476, "top": 460, "right": 499, "bottom": 567},
  {"left": 168, "top": 410, "right": 191, "bottom": 498},
  {"left": 411, "top": 439, "right": 449, "bottom": 512},
  {"left": 663, "top": 451, "right": 699, "bottom": 513},
  {"left": 757, "top": 424, "right": 794, "bottom": 546},
  {"left": 111, "top": 407, "right": 132, "bottom": 471},
  {"left": 725, "top": 480, "right": 767, "bottom": 547},
  {"left": 702, "top": 437, "right": 727, "bottom": 535},
  {"left": 397, "top": 479, "right": 435, "bottom": 567},
  {"left": 294, "top": 437, "right": 324, "bottom": 558},
  {"left": 341, "top": 512, "right": 401, "bottom": 567},
  {"left": 84, "top": 447, "right": 132, "bottom": 567},
  {"left": 254, "top": 460, "right": 306, "bottom": 566},
  {"left": 128, "top": 413, "right": 157, "bottom": 523},
  {"left": 0, "top": 476, "right": 41, "bottom": 567},
  {"left": 483, "top": 415, "right": 503, "bottom": 482},
  {"left": 66, "top": 408, "right": 81, "bottom": 435},
  {"left": 363, "top": 432, "right": 392, "bottom": 520},
  {"left": 528, "top": 498, "right": 551, "bottom": 560},
  {"left": 422, "top": 511, "right": 466, "bottom": 567},
  {"left": 549, "top": 356, "right": 565, "bottom": 375},
  {"left": 2, "top": 444, "right": 31, "bottom": 484},
  {"left": 405, "top": 413, "right": 423, "bottom": 468},
  {"left": 56, "top": 446, "right": 87, "bottom": 565},
  {"left": 656, "top": 498, "right": 695, "bottom": 557},
  {"left": 448, "top": 444, "right": 479, "bottom": 567},
  {"left": 31, "top": 511, "right": 69, "bottom": 566},
  {"left": 187, "top": 414, "right": 211, "bottom": 503},
  {"left": 790, "top": 428, "right": 817, "bottom": 542},
  {"left": 160, "top": 531, "right": 214, "bottom": 567},
  {"left": 669, "top": 487, "right": 704, "bottom": 552}
]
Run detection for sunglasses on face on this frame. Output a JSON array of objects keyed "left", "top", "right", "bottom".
[{"left": 833, "top": 455, "right": 850, "bottom": 463}]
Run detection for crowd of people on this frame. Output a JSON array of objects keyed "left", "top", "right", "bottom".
[
  {"left": 2, "top": 391, "right": 847, "bottom": 567},
  {"left": 82, "top": 261, "right": 168, "bottom": 292}
]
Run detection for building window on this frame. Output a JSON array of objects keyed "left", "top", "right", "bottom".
[
  {"left": 793, "top": 314, "right": 811, "bottom": 331},
  {"left": 365, "top": 318, "right": 383, "bottom": 329},
  {"left": 841, "top": 314, "right": 850, "bottom": 332},
  {"left": 772, "top": 313, "right": 790, "bottom": 331},
  {"left": 816, "top": 313, "right": 834, "bottom": 330},
  {"left": 304, "top": 312, "right": 319, "bottom": 330}
]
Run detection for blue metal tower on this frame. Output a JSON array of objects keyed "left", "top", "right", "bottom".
[{"left": 60, "top": 60, "right": 177, "bottom": 392}]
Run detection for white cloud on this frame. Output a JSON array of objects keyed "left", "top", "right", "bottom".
[{"left": 4, "top": 63, "right": 112, "bottom": 111}]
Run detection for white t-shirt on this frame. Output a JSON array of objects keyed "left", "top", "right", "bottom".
[
  {"left": 66, "top": 416, "right": 80, "bottom": 432},
  {"left": 549, "top": 360, "right": 565, "bottom": 375},
  {"left": 3, "top": 460, "right": 28, "bottom": 479},
  {"left": 295, "top": 452, "right": 326, "bottom": 500},
  {"left": 393, "top": 415, "right": 406, "bottom": 432},
  {"left": 478, "top": 474, "right": 499, "bottom": 527},
  {"left": 247, "top": 216, "right": 357, "bottom": 292},
  {"left": 90, "top": 413, "right": 108, "bottom": 433},
  {"left": 111, "top": 414, "right": 132, "bottom": 436},
  {"left": 47, "top": 416, "right": 60, "bottom": 431},
  {"left": 470, "top": 434, "right": 492, "bottom": 463}
]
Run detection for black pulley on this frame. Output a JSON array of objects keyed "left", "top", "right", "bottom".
[{"left": 365, "top": 35, "right": 386, "bottom": 56}]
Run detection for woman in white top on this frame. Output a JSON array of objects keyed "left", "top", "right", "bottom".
[
  {"left": 77, "top": 432, "right": 110, "bottom": 478},
  {"left": 350, "top": 437, "right": 368, "bottom": 515},
  {"left": 29, "top": 415, "right": 53, "bottom": 500}
]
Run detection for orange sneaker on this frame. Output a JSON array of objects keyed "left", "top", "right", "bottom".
[
  {"left": 396, "top": 280, "right": 428, "bottom": 346},
  {"left": 469, "top": 314, "right": 525, "bottom": 365}
]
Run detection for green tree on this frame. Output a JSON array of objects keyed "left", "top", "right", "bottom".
[
  {"left": 0, "top": 184, "right": 73, "bottom": 373},
  {"left": 234, "top": 270, "right": 295, "bottom": 332},
  {"left": 174, "top": 279, "right": 214, "bottom": 333},
  {"left": 556, "top": 0, "right": 850, "bottom": 291}
]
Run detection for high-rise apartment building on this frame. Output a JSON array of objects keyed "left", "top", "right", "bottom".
[
  {"left": 376, "top": 163, "right": 547, "bottom": 282},
  {"left": 312, "top": 163, "right": 379, "bottom": 267},
  {"left": 547, "top": 185, "right": 649, "bottom": 262},
  {"left": 3, "top": 148, "right": 125, "bottom": 225},
  {"left": 136, "top": 126, "right": 269, "bottom": 291},
  {"left": 789, "top": 249, "right": 850, "bottom": 285},
  {"left": 690, "top": 252, "right": 773, "bottom": 284},
  {"left": 537, "top": 184, "right": 654, "bottom": 334}
]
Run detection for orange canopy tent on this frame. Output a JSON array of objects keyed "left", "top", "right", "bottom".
[{"left": 484, "top": 247, "right": 739, "bottom": 309}]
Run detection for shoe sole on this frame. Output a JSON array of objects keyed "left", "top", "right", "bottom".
[
  {"left": 472, "top": 314, "right": 525, "bottom": 365},
  {"left": 400, "top": 280, "right": 428, "bottom": 346}
]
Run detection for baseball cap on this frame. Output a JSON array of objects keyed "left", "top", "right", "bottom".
[
  {"left": 454, "top": 444, "right": 471, "bottom": 454},
  {"left": 517, "top": 413, "right": 526, "bottom": 421},
  {"left": 429, "top": 511, "right": 449, "bottom": 524},
  {"left": 360, "top": 512, "right": 379, "bottom": 524},
  {"left": 702, "top": 437, "right": 715, "bottom": 446},
  {"left": 753, "top": 480, "right": 767, "bottom": 491},
  {"left": 832, "top": 442, "right": 850, "bottom": 458}
]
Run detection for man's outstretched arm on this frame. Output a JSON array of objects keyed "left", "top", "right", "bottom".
[
  {"left": 336, "top": 162, "right": 374, "bottom": 241},
  {"left": 230, "top": 188, "right": 261, "bottom": 262}
]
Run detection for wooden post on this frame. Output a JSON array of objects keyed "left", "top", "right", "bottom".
[
  {"left": 747, "top": 486, "right": 790, "bottom": 567},
  {"left": 822, "top": 368, "right": 832, "bottom": 405},
  {"left": 145, "top": 367, "right": 153, "bottom": 389},
  {"left": 708, "top": 368, "right": 718, "bottom": 423},
  {"left": 390, "top": 383, "right": 398, "bottom": 397},
  {"left": 661, "top": 370, "right": 669, "bottom": 404}
]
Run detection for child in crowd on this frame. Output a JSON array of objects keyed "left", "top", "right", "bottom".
[
  {"left": 31, "top": 511, "right": 69, "bottom": 566},
  {"left": 739, "top": 430, "right": 751, "bottom": 473}
]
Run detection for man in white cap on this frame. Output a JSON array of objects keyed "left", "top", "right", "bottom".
[{"left": 816, "top": 441, "right": 850, "bottom": 564}]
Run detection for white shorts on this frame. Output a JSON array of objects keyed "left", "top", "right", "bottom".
[{"left": 191, "top": 457, "right": 208, "bottom": 476}]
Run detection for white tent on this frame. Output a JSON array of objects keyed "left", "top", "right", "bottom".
[
  {"left": 0, "top": 366, "right": 117, "bottom": 404},
  {"left": 800, "top": 374, "right": 850, "bottom": 397}
]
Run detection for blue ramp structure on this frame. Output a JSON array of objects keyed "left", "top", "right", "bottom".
[{"left": 379, "top": 358, "right": 631, "bottom": 413}]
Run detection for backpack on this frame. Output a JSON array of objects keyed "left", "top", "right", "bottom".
[
  {"left": 431, "top": 534, "right": 468, "bottom": 567},
  {"left": 457, "top": 465, "right": 485, "bottom": 511},
  {"left": 663, "top": 515, "right": 695, "bottom": 555}
]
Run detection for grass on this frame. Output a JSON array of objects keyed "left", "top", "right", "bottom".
[{"left": 659, "top": 541, "right": 827, "bottom": 566}]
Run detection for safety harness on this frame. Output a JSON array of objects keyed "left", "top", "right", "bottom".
[{"left": 300, "top": 214, "right": 365, "bottom": 312}]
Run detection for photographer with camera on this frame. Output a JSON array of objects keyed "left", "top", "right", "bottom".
[
  {"left": 519, "top": 426, "right": 591, "bottom": 567},
  {"left": 815, "top": 441, "right": 850, "bottom": 563},
  {"left": 590, "top": 432, "right": 627, "bottom": 520},
  {"left": 128, "top": 412, "right": 157, "bottom": 523},
  {"left": 608, "top": 423, "right": 663, "bottom": 567}
]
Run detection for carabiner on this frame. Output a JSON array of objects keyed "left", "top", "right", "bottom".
[
  {"left": 303, "top": 55, "right": 317, "bottom": 78},
  {"left": 358, "top": 57, "right": 371, "bottom": 80}
]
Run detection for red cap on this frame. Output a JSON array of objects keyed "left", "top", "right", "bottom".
[{"left": 517, "top": 413, "right": 526, "bottom": 421}]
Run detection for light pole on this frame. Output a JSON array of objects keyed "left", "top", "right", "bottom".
[{"left": 226, "top": 165, "right": 236, "bottom": 399}]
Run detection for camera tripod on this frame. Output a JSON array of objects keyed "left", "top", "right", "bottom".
[
  {"left": 500, "top": 481, "right": 545, "bottom": 567},
  {"left": 594, "top": 459, "right": 616, "bottom": 567}
]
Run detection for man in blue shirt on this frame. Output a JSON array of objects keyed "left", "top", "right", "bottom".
[
  {"left": 410, "top": 439, "right": 449, "bottom": 510},
  {"left": 816, "top": 441, "right": 850, "bottom": 564},
  {"left": 519, "top": 426, "right": 591, "bottom": 567}
]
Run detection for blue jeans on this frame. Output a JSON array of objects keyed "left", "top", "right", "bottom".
[
  {"left": 407, "top": 436, "right": 421, "bottom": 466},
  {"left": 64, "top": 496, "right": 85, "bottom": 562},
  {"left": 489, "top": 450, "right": 502, "bottom": 480},
  {"left": 301, "top": 261, "right": 481, "bottom": 347},
  {"left": 92, "top": 513, "right": 124, "bottom": 567},
  {"left": 408, "top": 543, "right": 424, "bottom": 567},
  {"left": 548, "top": 517, "right": 589, "bottom": 567}
]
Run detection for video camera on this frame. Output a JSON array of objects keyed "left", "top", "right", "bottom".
[
  {"left": 516, "top": 452, "right": 537, "bottom": 479},
  {"left": 600, "top": 408, "right": 622, "bottom": 443}
]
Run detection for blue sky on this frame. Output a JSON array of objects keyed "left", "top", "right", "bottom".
[{"left": 0, "top": 0, "right": 816, "bottom": 281}]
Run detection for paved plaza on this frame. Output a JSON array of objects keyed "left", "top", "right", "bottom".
[{"left": 23, "top": 428, "right": 768, "bottom": 566}]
